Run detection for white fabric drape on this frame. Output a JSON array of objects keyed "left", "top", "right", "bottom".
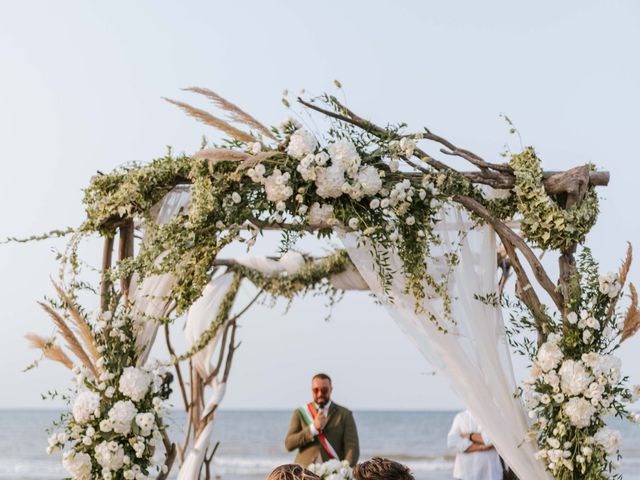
[
  {"left": 177, "top": 272, "right": 237, "bottom": 480},
  {"left": 339, "top": 205, "right": 551, "bottom": 480},
  {"left": 131, "top": 187, "right": 192, "bottom": 364}
]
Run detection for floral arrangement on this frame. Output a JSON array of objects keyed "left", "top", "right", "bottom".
[
  {"left": 521, "top": 248, "right": 640, "bottom": 479},
  {"left": 19, "top": 85, "right": 631, "bottom": 480},
  {"left": 307, "top": 459, "right": 353, "bottom": 480},
  {"left": 28, "top": 287, "right": 171, "bottom": 480}
]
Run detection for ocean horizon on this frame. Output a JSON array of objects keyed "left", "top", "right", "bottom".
[{"left": 1, "top": 409, "right": 639, "bottom": 479}]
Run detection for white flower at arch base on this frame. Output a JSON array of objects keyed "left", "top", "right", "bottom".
[
  {"left": 119, "top": 367, "right": 151, "bottom": 401},
  {"left": 108, "top": 400, "right": 138, "bottom": 435},
  {"left": 62, "top": 450, "right": 92, "bottom": 480},
  {"left": 72, "top": 390, "right": 101, "bottom": 424},
  {"left": 94, "top": 440, "right": 126, "bottom": 472},
  {"left": 559, "top": 360, "right": 592, "bottom": 396},
  {"left": 563, "top": 397, "right": 596, "bottom": 428},
  {"left": 535, "top": 337, "right": 564, "bottom": 372}
]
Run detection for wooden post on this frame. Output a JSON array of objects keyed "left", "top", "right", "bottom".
[
  {"left": 118, "top": 219, "right": 135, "bottom": 303},
  {"left": 100, "top": 235, "right": 115, "bottom": 311}
]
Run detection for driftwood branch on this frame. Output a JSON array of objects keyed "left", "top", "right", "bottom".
[
  {"left": 164, "top": 323, "right": 189, "bottom": 411},
  {"left": 297, "top": 97, "right": 609, "bottom": 193},
  {"left": 453, "top": 195, "right": 564, "bottom": 311},
  {"left": 157, "top": 426, "right": 177, "bottom": 480}
]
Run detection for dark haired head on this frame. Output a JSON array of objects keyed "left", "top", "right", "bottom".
[
  {"left": 267, "top": 464, "right": 320, "bottom": 480},
  {"left": 353, "top": 458, "right": 415, "bottom": 480},
  {"left": 312, "top": 373, "right": 332, "bottom": 385}
]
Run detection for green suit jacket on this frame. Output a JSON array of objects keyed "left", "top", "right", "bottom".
[{"left": 284, "top": 402, "right": 360, "bottom": 467}]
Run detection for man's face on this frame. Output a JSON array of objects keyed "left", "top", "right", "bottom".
[{"left": 311, "top": 377, "right": 332, "bottom": 407}]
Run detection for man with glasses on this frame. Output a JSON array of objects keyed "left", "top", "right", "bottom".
[{"left": 284, "top": 373, "right": 360, "bottom": 467}]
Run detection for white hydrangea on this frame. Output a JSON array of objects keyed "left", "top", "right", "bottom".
[
  {"left": 119, "top": 367, "right": 151, "bottom": 402},
  {"left": 286, "top": 129, "right": 318, "bottom": 160},
  {"left": 559, "top": 360, "right": 593, "bottom": 396},
  {"left": 536, "top": 340, "right": 564, "bottom": 372},
  {"left": 62, "top": 450, "right": 92, "bottom": 480},
  {"left": 356, "top": 166, "right": 383, "bottom": 196},
  {"left": 94, "top": 440, "right": 125, "bottom": 471},
  {"left": 594, "top": 427, "right": 621, "bottom": 455},
  {"left": 72, "top": 391, "right": 101, "bottom": 424},
  {"left": 315, "top": 165, "right": 345, "bottom": 199},
  {"left": 108, "top": 400, "right": 137, "bottom": 435},
  {"left": 264, "top": 169, "right": 294, "bottom": 203},
  {"left": 135, "top": 412, "right": 156, "bottom": 437},
  {"left": 563, "top": 397, "right": 595, "bottom": 428},
  {"left": 308, "top": 203, "right": 335, "bottom": 226},
  {"left": 328, "top": 139, "right": 361, "bottom": 178}
]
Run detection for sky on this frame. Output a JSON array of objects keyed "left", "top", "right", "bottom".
[{"left": 0, "top": 0, "right": 639, "bottom": 411}]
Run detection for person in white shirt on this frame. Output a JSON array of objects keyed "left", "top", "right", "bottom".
[{"left": 447, "top": 410, "right": 503, "bottom": 480}]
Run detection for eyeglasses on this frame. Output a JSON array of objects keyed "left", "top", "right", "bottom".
[{"left": 312, "top": 387, "right": 330, "bottom": 395}]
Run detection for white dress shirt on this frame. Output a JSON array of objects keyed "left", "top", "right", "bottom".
[
  {"left": 308, "top": 400, "right": 332, "bottom": 436},
  {"left": 447, "top": 410, "right": 503, "bottom": 480}
]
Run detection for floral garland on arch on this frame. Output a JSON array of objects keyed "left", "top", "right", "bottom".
[{"left": 520, "top": 248, "right": 640, "bottom": 479}]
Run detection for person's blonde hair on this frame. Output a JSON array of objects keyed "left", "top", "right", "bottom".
[{"left": 267, "top": 464, "right": 321, "bottom": 480}]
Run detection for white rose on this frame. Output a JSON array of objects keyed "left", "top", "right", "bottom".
[
  {"left": 348, "top": 218, "right": 359, "bottom": 230},
  {"left": 231, "top": 192, "right": 242, "bottom": 204},
  {"left": 567, "top": 312, "right": 578, "bottom": 324}
]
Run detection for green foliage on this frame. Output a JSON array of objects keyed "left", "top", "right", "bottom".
[{"left": 511, "top": 148, "right": 599, "bottom": 251}]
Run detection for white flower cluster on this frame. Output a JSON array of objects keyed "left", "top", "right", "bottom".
[
  {"left": 62, "top": 450, "right": 92, "bottom": 480},
  {"left": 53, "top": 346, "right": 167, "bottom": 480},
  {"left": 286, "top": 128, "right": 318, "bottom": 160},
  {"left": 598, "top": 272, "right": 622, "bottom": 298},
  {"left": 307, "top": 459, "right": 352, "bottom": 480},
  {"left": 119, "top": 367, "right": 152, "bottom": 402},
  {"left": 522, "top": 278, "right": 636, "bottom": 479}
]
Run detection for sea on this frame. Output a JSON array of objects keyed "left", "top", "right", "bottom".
[{"left": 1, "top": 410, "right": 640, "bottom": 480}]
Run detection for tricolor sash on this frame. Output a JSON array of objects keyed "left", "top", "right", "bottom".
[{"left": 298, "top": 402, "right": 339, "bottom": 460}]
